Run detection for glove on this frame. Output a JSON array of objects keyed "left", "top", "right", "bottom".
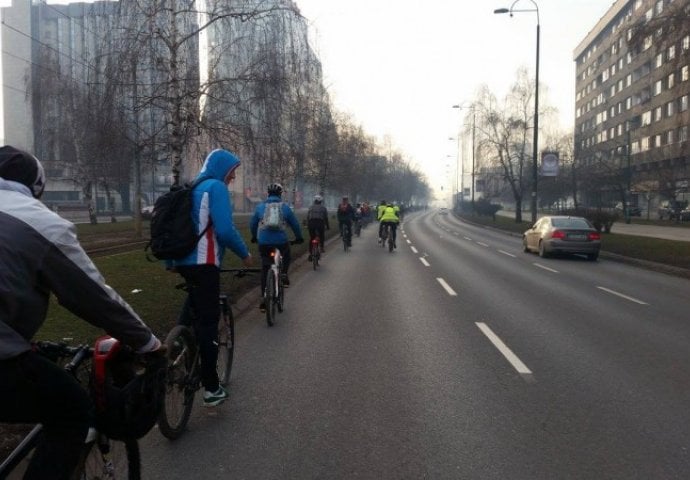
[
  {"left": 250, "top": 237, "right": 257, "bottom": 243},
  {"left": 294, "top": 238, "right": 304, "bottom": 244}
]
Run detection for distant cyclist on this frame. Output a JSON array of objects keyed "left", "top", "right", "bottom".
[
  {"left": 307, "top": 194, "right": 329, "bottom": 255},
  {"left": 250, "top": 183, "right": 304, "bottom": 311},
  {"left": 336, "top": 196, "right": 355, "bottom": 247},
  {"left": 377, "top": 199, "right": 387, "bottom": 243},
  {"left": 379, "top": 202, "right": 400, "bottom": 248}
]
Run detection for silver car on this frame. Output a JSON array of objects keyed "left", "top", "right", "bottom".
[{"left": 523, "top": 216, "right": 601, "bottom": 261}]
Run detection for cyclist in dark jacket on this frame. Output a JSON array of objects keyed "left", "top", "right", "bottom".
[
  {"left": 336, "top": 196, "right": 355, "bottom": 247},
  {"left": 0, "top": 145, "right": 162, "bottom": 479},
  {"left": 306, "top": 194, "right": 329, "bottom": 254}
]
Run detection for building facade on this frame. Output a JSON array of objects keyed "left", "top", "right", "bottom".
[{"left": 574, "top": 0, "right": 690, "bottom": 211}]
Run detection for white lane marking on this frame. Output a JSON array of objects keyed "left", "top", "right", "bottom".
[
  {"left": 436, "top": 278, "right": 457, "bottom": 296},
  {"left": 476, "top": 322, "right": 533, "bottom": 375},
  {"left": 533, "top": 263, "right": 559, "bottom": 273},
  {"left": 406, "top": 239, "right": 411, "bottom": 244},
  {"left": 420, "top": 257, "right": 430, "bottom": 267},
  {"left": 597, "top": 286, "right": 649, "bottom": 305},
  {"left": 411, "top": 246, "right": 418, "bottom": 254},
  {"left": 464, "top": 236, "right": 472, "bottom": 241},
  {"left": 499, "top": 250, "right": 516, "bottom": 258},
  {"left": 477, "top": 242, "right": 489, "bottom": 247}
]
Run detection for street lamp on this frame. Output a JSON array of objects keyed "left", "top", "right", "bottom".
[
  {"left": 452, "top": 104, "right": 476, "bottom": 212},
  {"left": 495, "top": 0, "right": 540, "bottom": 224}
]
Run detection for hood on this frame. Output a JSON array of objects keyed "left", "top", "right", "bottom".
[{"left": 196, "top": 149, "right": 240, "bottom": 182}]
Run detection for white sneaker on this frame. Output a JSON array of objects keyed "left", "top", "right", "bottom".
[{"left": 203, "top": 386, "right": 229, "bottom": 407}]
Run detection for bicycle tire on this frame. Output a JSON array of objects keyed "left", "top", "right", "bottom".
[
  {"left": 72, "top": 436, "right": 140, "bottom": 480},
  {"left": 158, "top": 326, "right": 196, "bottom": 440},
  {"left": 277, "top": 277, "right": 284, "bottom": 313},
  {"left": 217, "top": 296, "right": 235, "bottom": 386},
  {"left": 265, "top": 270, "right": 276, "bottom": 327},
  {"left": 389, "top": 235, "right": 394, "bottom": 252}
]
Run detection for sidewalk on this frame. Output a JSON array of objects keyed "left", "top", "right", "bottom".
[{"left": 497, "top": 210, "right": 690, "bottom": 243}]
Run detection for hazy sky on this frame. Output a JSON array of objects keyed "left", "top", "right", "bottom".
[{"left": 295, "top": 0, "right": 615, "bottom": 199}]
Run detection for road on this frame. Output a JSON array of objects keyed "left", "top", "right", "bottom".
[{"left": 141, "top": 210, "right": 690, "bottom": 479}]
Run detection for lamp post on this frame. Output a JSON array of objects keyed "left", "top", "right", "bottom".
[
  {"left": 452, "top": 104, "right": 476, "bottom": 211},
  {"left": 495, "top": 0, "right": 540, "bottom": 224}
]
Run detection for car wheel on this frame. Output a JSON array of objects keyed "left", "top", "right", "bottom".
[
  {"left": 538, "top": 241, "right": 549, "bottom": 258},
  {"left": 587, "top": 252, "right": 599, "bottom": 261},
  {"left": 522, "top": 237, "right": 530, "bottom": 253}
]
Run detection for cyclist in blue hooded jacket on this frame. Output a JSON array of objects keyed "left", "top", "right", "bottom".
[
  {"left": 168, "top": 148, "right": 253, "bottom": 407},
  {"left": 250, "top": 183, "right": 304, "bottom": 312}
]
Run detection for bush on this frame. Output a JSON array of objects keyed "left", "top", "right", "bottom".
[
  {"left": 562, "top": 208, "right": 619, "bottom": 233},
  {"left": 473, "top": 198, "right": 502, "bottom": 219}
]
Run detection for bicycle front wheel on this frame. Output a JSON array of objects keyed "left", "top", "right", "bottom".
[
  {"left": 73, "top": 436, "right": 140, "bottom": 479},
  {"left": 158, "top": 326, "right": 195, "bottom": 440},
  {"left": 217, "top": 297, "right": 235, "bottom": 386},
  {"left": 265, "top": 270, "right": 276, "bottom": 327}
]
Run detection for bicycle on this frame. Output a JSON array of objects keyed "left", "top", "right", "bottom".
[
  {"left": 341, "top": 223, "right": 352, "bottom": 252},
  {"left": 380, "top": 223, "right": 395, "bottom": 252},
  {"left": 308, "top": 236, "right": 321, "bottom": 270},
  {"left": 158, "top": 268, "right": 259, "bottom": 440},
  {"left": 0, "top": 339, "right": 149, "bottom": 479}
]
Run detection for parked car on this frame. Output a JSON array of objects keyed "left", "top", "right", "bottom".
[
  {"left": 438, "top": 207, "right": 448, "bottom": 215},
  {"left": 658, "top": 200, "right": 688, "bottom": 220},
  {"left": 614, "top": 202, "right": 642, "bottom": 217},
  {"left": 680, "top": 206, "right": 690, "bottom": 222},
  {"left": 141, "top": 205, "right": 154, "bottom": 220},
  {"left": 523, "top": 215, "right": 601, "bottom": 261}
]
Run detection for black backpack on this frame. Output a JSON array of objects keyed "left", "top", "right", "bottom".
[{"left": 145, "top": 179, "right": 210, "bottom": 261}]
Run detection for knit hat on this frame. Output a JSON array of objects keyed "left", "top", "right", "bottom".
[{"left": 0, "top": 145, "right": 46, "bottom": 198}]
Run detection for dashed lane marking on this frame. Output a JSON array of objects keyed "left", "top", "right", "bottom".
[
  {"left": 411, "top": 246, "right": 418, "bottom": 254},
  {"left": 420, "top": 257, "right": 430, "bottom": 267},
  {"left": 597, "top": 286, "right": 649, "bottom": 305},
  {"left": 476, "top": 322, "right": 533, "bottom": 377},
  {"left": 533, "top": 263, "right": 559, "bottom": 273},
  {"left": 498, "top": 250, "right": 516, "bottom": 258},
  {"left": 436, "top": 278, "right": 457, "bottom": 296}
]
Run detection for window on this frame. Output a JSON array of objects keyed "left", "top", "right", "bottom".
[
  {"left": 626, "top": 97, "right": 632, "bottom": 109},
  {"left": 667, "top": 101, "right": 675, "bottom": 116},
  {"left": 618, "top": 58, "right": 624, "bottom": 69},
  {"left": 654, "top": 134, "right": 661, "bottom": 147},
  {"left": 643, "top": 35, "right": 653, "bottom": 51},
  {"left": 668, "top": 73, "right": 675, "bottom": 89},
  {"left": 610, "top": 85, "right": 616, "bottom": 97},
  {"left": 626, "top": 74, "right": 632, "bottom": 87},
  {"left": 668, "top": 130, "right": 675, "bottom": 144},
  {"left": 683, "top": 35, "right": 690, "bottom": 51},
  {"left": 610, "top": 127, "right": 615, "bottom": 139},
  {"left": 680, "top": 126, "right": 688, "bottom": 142},
  {"left": 617, "top": 124, "right": 624, "bottom": 136},
  {"left": 611, "top": 63, "right": 617, "bottom": 76},
  {"left": 680, "top": 95, "right": 689, "bottom": 112},
  {"left": 610, "top": 106, "right": 616, "bottom": 117},
  {"left": 641, "top": 110, "right": 652, "bottom": 125},
  {"left": 631, "top": 140, "right": 640, "bottom": 154},
  {"left": 655, "top": 53, "right": 663, "bottom": 68},
  {"left": 668, "top": 45, "right": 676, "bottom": 60},
  {"left": 641, "top": 137, "right": 650, "bottom": 152},
  {"left": 627, "top": 52, "right": 633, "bottom": 64},
  {"left": 682, "top": 65, "right": 689, "bottom": 82},
  {"left": 602, "top": 69, "right": 609, "bottom": 82},
  {"left": 654, "top": 106, "right": 662, "bottom": 121},
  {"left": 655, "top": 0, "right": 664, "bottom": 15},
  {"left": 654, "top": 80, "right": 663, "bottom": 95}
]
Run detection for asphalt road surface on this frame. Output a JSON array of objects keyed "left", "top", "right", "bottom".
[{"left": 141, "top": 210, "right": 690, "bottom": 479}]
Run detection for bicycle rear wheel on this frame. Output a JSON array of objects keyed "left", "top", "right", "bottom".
[
  {"left": 217, "top": 296, "right": 235, "bottom": 386},
  {"left": 388, "top": 235, "right": 394, "bottom": 252},
  {"left": 265, "top": 270, "right": 276, "bottom": 327},
  {"left": 158, "top": 326, "right": 196, "bottom": 440},
  {"left": 73, "top": 436, "right": 140, "bottom": 479},
  {"left": 277, "top": 279, "right": 284, "bottom": 313}
]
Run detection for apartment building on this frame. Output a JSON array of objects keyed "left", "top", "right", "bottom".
[{"left": 574, "top": 0, "right": 690, "bottom": 209}]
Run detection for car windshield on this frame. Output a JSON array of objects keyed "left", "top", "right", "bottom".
[{"left": 551, "top": 218, "right": 591, "bottom": 229}]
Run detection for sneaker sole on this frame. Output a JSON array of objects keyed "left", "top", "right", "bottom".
[{"left": 202, "top": 398, "right": 227, "bottom": 407}]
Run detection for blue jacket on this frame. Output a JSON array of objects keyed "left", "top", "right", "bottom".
[
  {"left": 250, "top": 196, "right": 303, "bottom": 245},
  {"left": 169, "top": 149, "right": 249, "bottom": 268}
]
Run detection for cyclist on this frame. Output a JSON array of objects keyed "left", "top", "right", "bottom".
[
  {"left": 0, "top": 145, "right": 163, "bottom": 479},
  {"left": 377, "top": 199, "right": 387, "bottom": 243},
  {"left": 379, "top": 202, "right": 401, "bottom": 248},
  {"left": 250, "top": 183, "right": 304, "bottom": 312},
  {"left": 336, "top": 195, "right": 355, "bottom": 247},
  {"left": 306, "top": 194, "right": 329, "bottom": 258},
  {"left": 168, "top": 148, "right": 253, "bottom": 407}
]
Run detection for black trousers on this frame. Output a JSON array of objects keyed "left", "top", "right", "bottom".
[
  {"left": 259, "top": 243, "right": 291, "bottom": 294},
  {"left": 307, "top": 219, "right": 326, "bottom": 249},
  {"left": 381, "top": 221, "right": 398, "bottom": 243},
  {"left": 176, "top": 264, "right": 221, "bottom": 392},
  {"left": 0, "top": 351, "right": 92, "bottom": 479}
]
